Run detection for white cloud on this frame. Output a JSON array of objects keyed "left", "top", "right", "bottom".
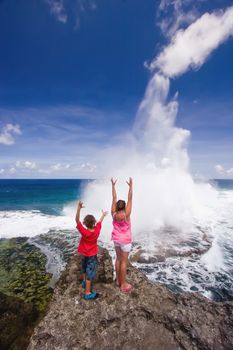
[
  {"left": 226, "top": 167, "right": 233, "bottom": 175},
  {"left": 158, "top": 0, "right": 199, "bottom": 38},
  {"left": 76, "top": 0, "right": 97, "bottom": 12},
  {"left": 0, "top": 124, "right": 21, "bottom": 145},
  {"left": 45, "top": 0, "right": 97, "bottom": 28},
  {"left": 159, "top": 0, "right": 188, "bottom": 12},
  {"left": 215, "top": 164, "right": 233, "bottom": 176},
  {"left": 45, "top": 0, "right": 67, "bottom": 23},
  {"left": 215, "top": 164, "right": 225, "bottom": 175},
  {"left": 16, "top": 161, "right": 37, "bottom": 169},
  {"left": 38, "top": 168, "right": 51, "bottom": 175},
  {"left": 38, "top": 163, "right": 70, "bottom": 174},
  {"left": 0, "top": 169, "right": 5, "bottom": 174},
  {"left": 74, "top": 0, "right": 98, "bottom": 30},
  {"left": 80, "top": 162, "right": 97, "bottom": 173},
  {"left": 36, "top": 162, "right": 97, "bottom": 177},
  {"left": 9, "top": 167, "right": 16, "bottom": 174},
  {"left": 50, "top": 163, "right": 71, "bottom": 171},
  {"left": 152, "top": 6, "right": 233, "bottom": 77}
]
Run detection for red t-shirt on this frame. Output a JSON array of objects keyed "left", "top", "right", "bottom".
[{"left": 76, "top": 221, "right": 102, "bottom": 256}]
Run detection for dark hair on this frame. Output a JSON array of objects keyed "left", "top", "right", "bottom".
[
  {"left": 83, "top": 215, "right": 96, "bottom": 229},
  {"left": 116, "top": 200, "right": 126, "bottom": 212}
]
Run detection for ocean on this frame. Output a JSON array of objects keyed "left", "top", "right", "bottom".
[
  {"left": 0, "top": 179, "right": 88, "bottom": 214},
  {"left": 0, "top": 179, "right": 233, "bottom": 301}
]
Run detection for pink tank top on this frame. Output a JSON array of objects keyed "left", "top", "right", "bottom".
[{"left": 111, "top": 214, "right": 132, "bottom": 244}]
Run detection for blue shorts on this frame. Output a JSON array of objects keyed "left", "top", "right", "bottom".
[{"left": 81, "top": 255, "right": 97, "bottom": 281}]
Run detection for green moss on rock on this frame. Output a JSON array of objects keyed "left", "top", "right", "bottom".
[{"left": 0, "top": 237, "right": 53, "bottom": 312}]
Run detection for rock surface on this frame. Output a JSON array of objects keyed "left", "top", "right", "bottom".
[
  {"left": 0, "top": 237, "right": 53, "bottom": 311},
  {"left": 28, "top": 247, "right": 233, "bottom": 350},
  {"left": 0, "top": 292, "right": 38, "bottom": 350},
  {"left": 0, "top": 237, "right": 54, "bottom": 349}
]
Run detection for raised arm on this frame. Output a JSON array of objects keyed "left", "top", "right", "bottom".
[
  {"left": 111, "top": 178, "right": 117, "bottom": 216},
  {"left": 75, "top": 201, "right": 84, "bottom": 224},
  {"left": 125, "top": 177, "right": 133, "bottom": 219},
  {"left": 99, "top": 210, "right": 108, "bottom": 223}
]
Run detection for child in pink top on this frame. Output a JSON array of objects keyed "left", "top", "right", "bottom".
[{"left": 111, "top": 177, "right": 133, "bottom": 292}]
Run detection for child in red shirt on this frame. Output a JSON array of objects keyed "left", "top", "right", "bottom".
[{"left": 75, "top": 201, "right": 108, "bottom": 300}]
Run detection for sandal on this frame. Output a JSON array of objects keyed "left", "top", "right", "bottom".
[{"left": 120, "top": 284, "right": 133, "bottom": 293}]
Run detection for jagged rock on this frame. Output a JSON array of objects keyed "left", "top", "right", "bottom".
[
  {"left": 0, "top": 292, "right": 38, "bottom": 350},
  {"left": 129, "top": 248, "right": 146, "bottom": 262},
  {"left": 28, "top": 248, "right": 233, "bottom": 350}
]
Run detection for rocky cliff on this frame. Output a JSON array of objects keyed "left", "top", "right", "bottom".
[{"left": 28, "top": 247, "right": 233, "bottom": 350}]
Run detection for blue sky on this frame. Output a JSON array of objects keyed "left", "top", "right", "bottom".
[{"left": 0, "top": 0, "right": 233, "bottom": 178}]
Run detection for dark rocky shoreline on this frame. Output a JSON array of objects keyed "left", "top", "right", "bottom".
[
  {"left": 1, "top": 235, "right": 233, "bottom": 350},
  {"left": 28, "top": 248, "right": 233, "bottom": 350},
  {"left": 0, "top": 237, "right": 53, "bottom": 310},
  {"left": 0, "top": 237, "right": 53, "bottom": 350},
  {"left": 0, "top": 292, "right": 38, "bottom": 350}
]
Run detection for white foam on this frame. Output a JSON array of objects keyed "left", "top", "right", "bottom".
[
  {"left": 201, "top": 237, "right": 224, "bottom": 272},
  {"left": 201, "top": 189, "right": 233, "bottom": 272},
  {"left": 76, "top": 75, "right": 221, "bottom": 244},
  {"left": 0, "top": 210, "right": 74, "bottom": 239}
]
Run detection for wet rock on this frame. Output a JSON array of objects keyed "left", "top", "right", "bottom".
[
  {"left": 0, "top": 237, "right": 53, "bottom": 312},
  {"left": 130, "top": 249, "right": 165, "bottom": 264},
  {"left": 165, "top": 245, "right": 211, "bottom": 258},
  {"left": 32, "top": 230, "right": 79, "bottom": 263},
  {"left": 129, "top": 249, "right": 145, "bottom": 263},
  {"left": 28, "top": 248, "right": 233, "bottom": 350},
  {"left": 138, "top": 255, "right": 165, "bottom": 264}
]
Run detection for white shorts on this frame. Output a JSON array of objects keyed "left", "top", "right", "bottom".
[{"left": 114, "top": 241, "right": 132, "bottom": 253}]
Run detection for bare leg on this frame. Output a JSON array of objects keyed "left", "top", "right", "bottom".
[
  {"left": 120, "top": 251, "right": 130, "bottom": 289},
  {"left": 115, "top": 247, "right": 122, "bottom": 286},
  {"left": 85, "top": 280, "right": 91, "bottom": 294}
]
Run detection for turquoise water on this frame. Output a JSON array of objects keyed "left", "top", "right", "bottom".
[{"left": 0, "top": 179, "right": 90, "bottom": 215}]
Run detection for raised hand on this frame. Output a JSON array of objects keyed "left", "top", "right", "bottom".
[
  {"left": 76, "top": 201, "right": 85, "bottom": 223},
  {"left": 111, "top": 178, "right": 117, "bottom": 186},
  {"left": 100, "top": 209, "right": 108, "bottom": 222},
  {"left": 78, "top": 201, "right": 85, "bottom": 209},
  {"left": 126, "top": 177, "right": 133, "bottom": 187}
]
